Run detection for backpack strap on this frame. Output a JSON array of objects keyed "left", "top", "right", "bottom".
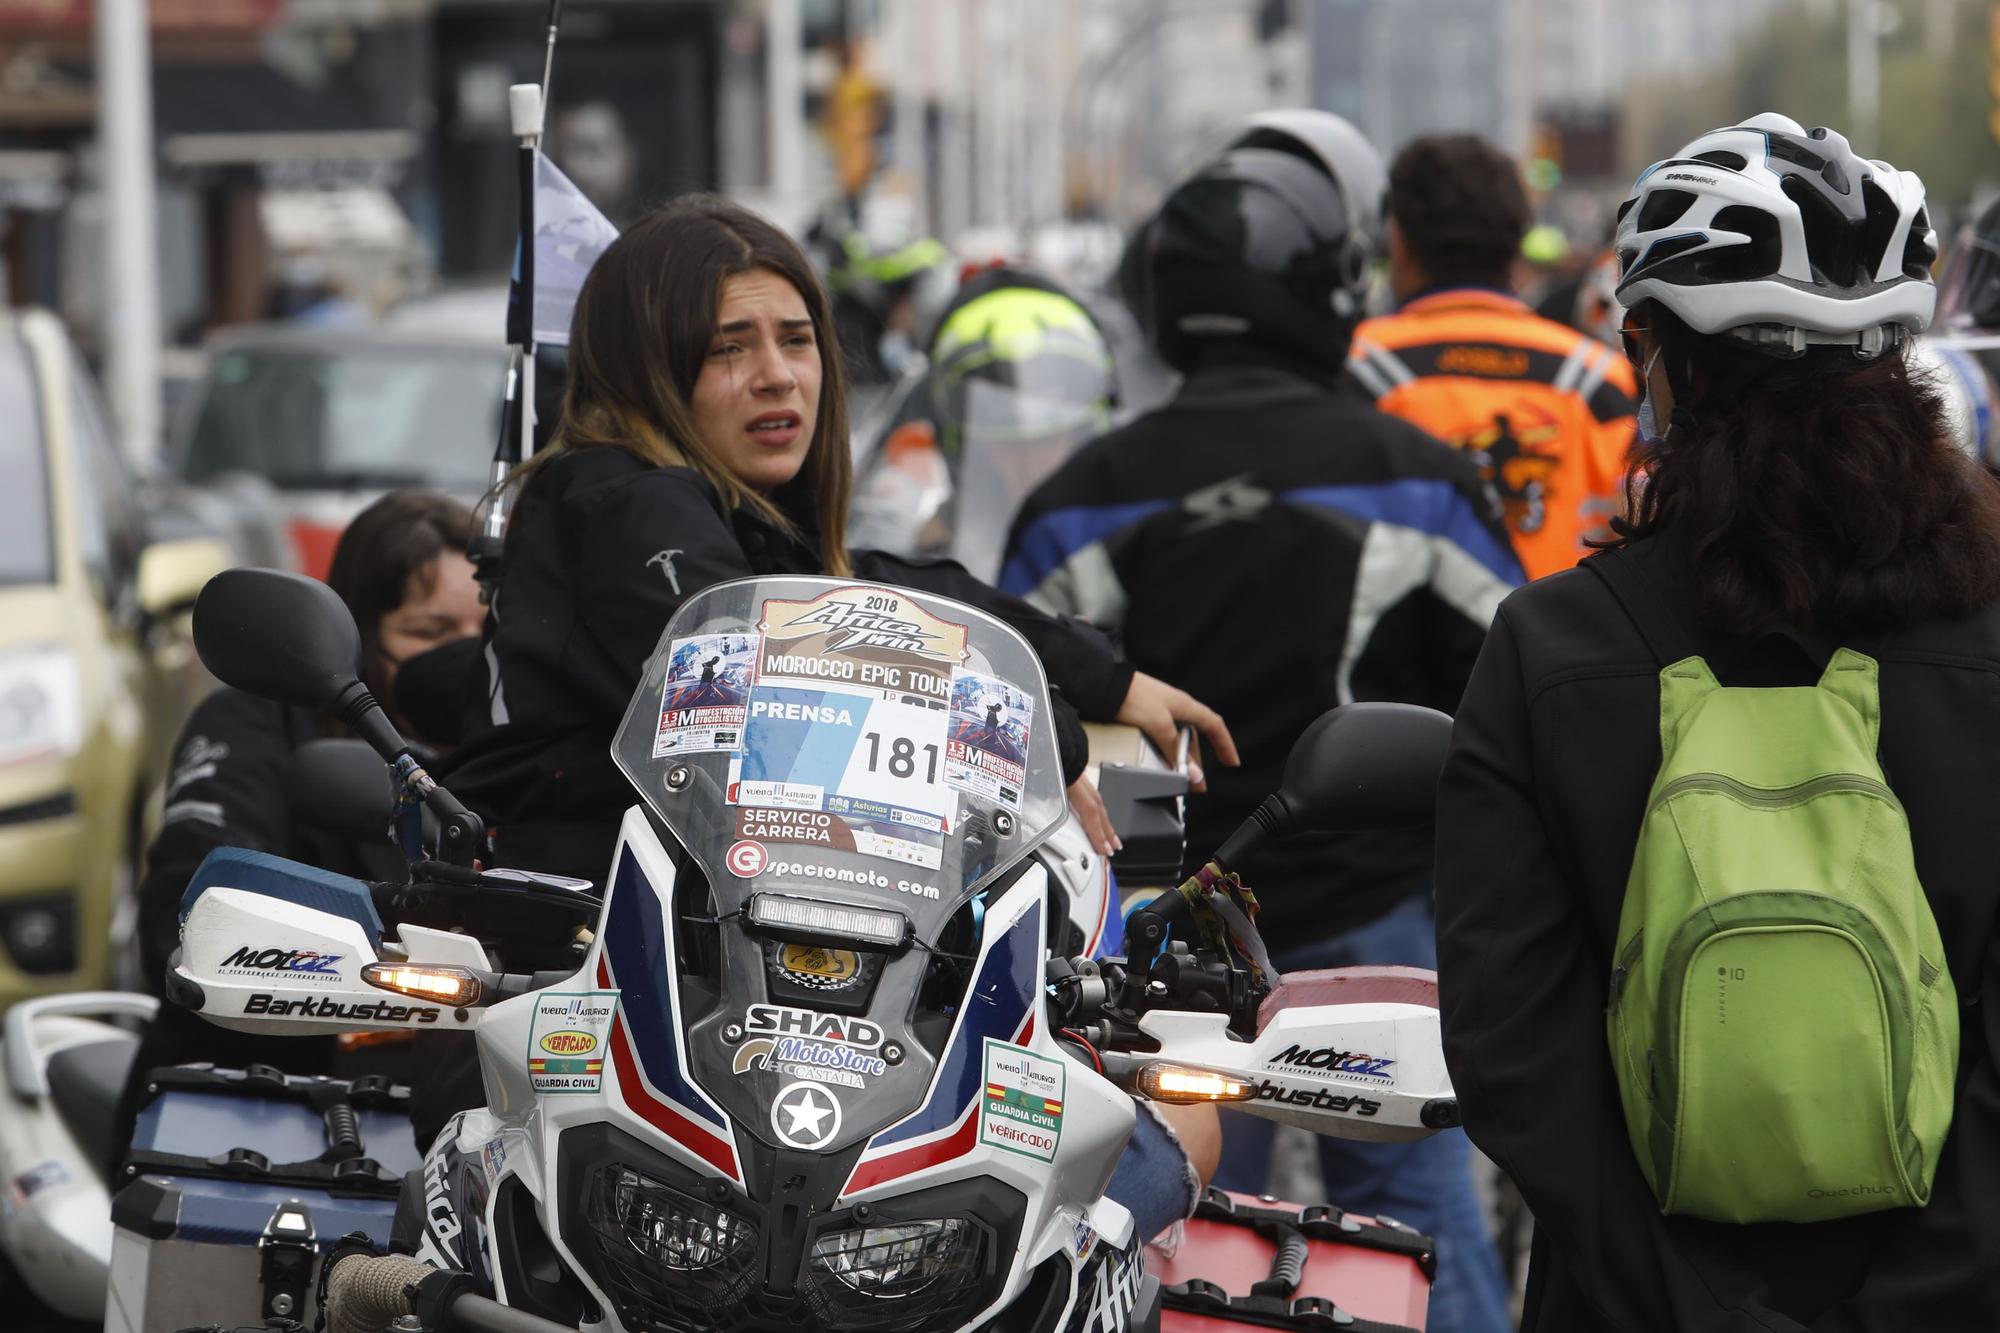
[{"left": 1583, "top": 549, "right": 1700, "bottom": 668}]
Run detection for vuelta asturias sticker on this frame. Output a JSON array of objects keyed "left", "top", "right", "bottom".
[
  {"left": 980, "top": 1038, "right": 1065, "bottom": 1163},
  {"left": 652, "top": 634, "right": 755, "bottom": 757},
  {"left": 525, "top": 990, "right": 619, "bottom": 1094}
]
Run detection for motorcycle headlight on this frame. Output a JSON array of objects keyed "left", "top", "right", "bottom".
[
  {"left": 578, "top": 1163, "right": 759, "bottom": 1326},
  {"left": 813, "top": 1219, "right": 969, "bottom": 1295}
]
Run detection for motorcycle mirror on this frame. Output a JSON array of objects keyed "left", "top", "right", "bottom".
[
  {"left": 192, "top": 568, "right": 409, "bottom": 761},
  {"left": 1211, "top": 702, "right": 1453, "bottom": 870},
  {"left": 194, "top": 568, "right": 364, "bottom": 711}
]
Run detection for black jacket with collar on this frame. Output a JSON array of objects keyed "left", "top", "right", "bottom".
[
  {"left": 441, "top": 445, "right": 1132, "bottom": 883},
  {"left": 1000, "top": 359, "right": 1523, "bottom": 940},
  {"left": 1436, "top": 534, "right": 2000, "bottom": 1332}
]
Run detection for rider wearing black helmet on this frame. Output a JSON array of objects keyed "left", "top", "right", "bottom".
[{"left": 1000, "top": 113, "right": 1520, "bottom": 1333}]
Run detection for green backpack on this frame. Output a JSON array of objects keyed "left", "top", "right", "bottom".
[{"left": 1591, "top": 555, "right": 1958, "bottom": 1224}]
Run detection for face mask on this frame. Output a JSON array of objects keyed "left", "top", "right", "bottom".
[{"left": 1634, "top": 346, "right": 1670, "bottom": 446}]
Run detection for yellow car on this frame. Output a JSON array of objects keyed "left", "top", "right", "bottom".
[{"left": 0, "top": 309, "right": 225, "bottom": 1006}]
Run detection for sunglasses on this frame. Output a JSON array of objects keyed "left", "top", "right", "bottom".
[{"left": 1620, "top": 325, "right": 1652, "bottom": 370}]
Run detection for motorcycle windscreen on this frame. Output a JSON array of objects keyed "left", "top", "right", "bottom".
[{"left": 607, "top": 576, "right": 1068, "bottom": 1149}]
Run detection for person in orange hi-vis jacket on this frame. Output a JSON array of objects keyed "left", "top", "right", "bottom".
[{"left": 1350, "top": 134, "right": 1639, "bottom": 580}]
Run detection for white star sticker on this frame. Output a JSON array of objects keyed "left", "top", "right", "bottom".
[{"left": 783, "top": 1089, "right": 832, "bottom": 1138}]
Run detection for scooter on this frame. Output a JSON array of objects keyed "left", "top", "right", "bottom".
[{"left": 164, "top": 568, "right": 1454, "bottom": 1333}]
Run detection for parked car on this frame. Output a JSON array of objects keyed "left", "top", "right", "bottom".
[
  {"left": 166, "top": 324, "right": 508, "bottom": 577},
  {"left": 0, "top": 308, "right": 226, "bottom": 1004}
]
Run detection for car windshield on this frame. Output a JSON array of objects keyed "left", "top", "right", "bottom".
[
  {"left": 0, "top": 332, "right": 53, "bottom": 585},
  {"left": 613, "top": 575, "right": 1069, "bottom": 936},
  {"left": 178, "top": 343, "right": 505, "bottom": 490}
]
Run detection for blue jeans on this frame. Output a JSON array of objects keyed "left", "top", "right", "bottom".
[{"left": 1210, "top": 893, "right": 1512, "bottom": 1333}]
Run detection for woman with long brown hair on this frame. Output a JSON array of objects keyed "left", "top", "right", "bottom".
[
  {"left": 1436, "top": 114, "right": 2000, "bottom": 1330},
  {"left": 443, "top": 193, "right": 1234, "bottom": 883}
]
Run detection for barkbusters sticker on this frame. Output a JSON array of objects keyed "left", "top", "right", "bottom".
[
  {"left": 526, "top": 990, "right": 619, "bottom": 1093},
  {"left": 980, "top": 1038, "right": 1064, "bottom": 1163}
]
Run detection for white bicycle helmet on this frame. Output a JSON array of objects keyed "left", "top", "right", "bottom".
[{"left": 1614, "top": 112, "right": 1936, "bottom": 358}]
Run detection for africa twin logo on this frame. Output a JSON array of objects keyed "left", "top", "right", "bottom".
[{"left": 786, "top": 600, "right": 938, "bottom": 655}]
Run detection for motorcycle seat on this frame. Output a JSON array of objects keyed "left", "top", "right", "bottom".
[{"left": 46, "top": 1035, "right": 139, "bottom": 1174}]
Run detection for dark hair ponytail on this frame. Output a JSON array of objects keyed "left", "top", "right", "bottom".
[{"left": 1607, "top": 302, "right": 2000, "bottom": 636}]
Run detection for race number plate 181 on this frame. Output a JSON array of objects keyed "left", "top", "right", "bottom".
[{"left": 734, "top": 684, "right": 954, "bottom": 829}]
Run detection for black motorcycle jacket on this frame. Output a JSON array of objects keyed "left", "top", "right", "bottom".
[
  {"left": 442, "top": 444, "right": 1134, "bottom": 884},
  {"left": 1437, "top": 535, "right": 2000, "bottom": 1331},
  {"left": 1001, "top": 360, "right": 1522, "bottom": 940}
]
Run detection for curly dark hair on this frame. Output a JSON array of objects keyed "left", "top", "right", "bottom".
[
  {"left": 1385, "top": 135, "right": 1531, "bottom": 290},
  {"left": 1605, "top": 303, "right": 2000, "bottom": 636}
]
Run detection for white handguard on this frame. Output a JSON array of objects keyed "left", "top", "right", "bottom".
[
  {"left": 174, "top": 886, "right": 488, "bottom": 1036},
  {"left": 1135, "top": 971, "right": 1456, "bottom": 1143}
]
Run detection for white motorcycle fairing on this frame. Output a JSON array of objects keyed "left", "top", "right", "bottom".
[{"left": 414, "top": 805, "right": 1153, "bottom": 1333}]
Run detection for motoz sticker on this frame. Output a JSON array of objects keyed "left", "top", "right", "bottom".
[
  {"left": 771, "top": 1080, "right": 843, "bottom": 1149},
  {"left": 745, "top": 1003, "right": 883, "bottom": 1050},
  {"left": 652, "top": 633, "right": 754, "bottom": 757},
  {"left": 733, "top": 1034, "right": 887, "bottom": 1089},
  {"left": 218, "top": 945, "right": 344, "bottom": 980},
  {"left": 980, "top": 1038, "right": 1064, "bottom": 1163},
  {"left": 779, "top": 943, "right": 859, "bottom": 985},
  {"left": 725, "top": 840, "right": 769, "bottom": 877},
  {"left": 1263, "top": 1040, "right": 1397, "bottom": 1085},
  {"left": 756, "top": 586, "right": 968, "bottom": 700},
  {"left": 526, "top": 990, "right": 618, "bottom": 1094},
  {"left": 944, "top": 670, "right": 1034, "bottom": 812},
  {"left": 1253, "top": 1079, "right": 1381, "bottom": 1116}
]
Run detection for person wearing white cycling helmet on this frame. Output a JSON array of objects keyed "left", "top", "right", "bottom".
[{"left": 1436, "top": 113, "right": 2000, "bottom": 1331}]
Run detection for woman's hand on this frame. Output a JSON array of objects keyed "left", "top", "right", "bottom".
[
  {"left": 1116, "top": 672, "right": 1239, "bottom": 792},
  {"left": 1068, "top": 775, "right": 1120, "bottom": 856}
]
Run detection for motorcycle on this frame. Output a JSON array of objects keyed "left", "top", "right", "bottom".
[{"left": 163, "top": 567, "right": 1456, "bottom": 1333}]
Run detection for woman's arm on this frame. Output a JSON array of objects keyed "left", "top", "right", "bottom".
[
  {"left": 1435, "top": 607, "right": 1801, "bottom": 1333},
  {"left": 569, "top": 469, "right": 756, "bottom": 690}
]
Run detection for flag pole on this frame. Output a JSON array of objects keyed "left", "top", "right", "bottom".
[{"left": 472, "top": 0, "right": 564, "bottom": 590}]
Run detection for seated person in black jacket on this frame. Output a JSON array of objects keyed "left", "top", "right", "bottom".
[
  {"left": 113, "top": 491, "right": 484, "bottom": 1168},
  {"left": 425, "top": 196, "right": 1237, "bottom": 1235}
]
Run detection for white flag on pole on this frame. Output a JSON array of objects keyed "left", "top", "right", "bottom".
[{"left": 532, "top": 154, "right": 620, "bottom": 347}]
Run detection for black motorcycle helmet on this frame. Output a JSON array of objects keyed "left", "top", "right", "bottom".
[{"left": 1147, "top": 146, "right": 1369, "bottom": 375}]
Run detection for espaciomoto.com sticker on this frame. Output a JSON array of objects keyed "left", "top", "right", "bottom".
[
  {"left": 526, "top": 990, "right": 619, "bottom": 1094},
  {"left": 980, "top": 1038, "right": 1064, "bottom": 1163}
]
